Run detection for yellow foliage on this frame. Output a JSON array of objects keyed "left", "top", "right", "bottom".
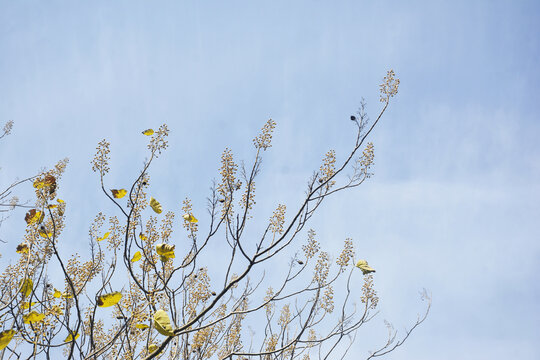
[
  {"left": 20, "top": 278, "right": 33, "bottom": 298},
  {"left": 155, "top": 244, "right": 175, "bottom": 259},
  {"left": 97, "top": 291, "right": 122, "bottom": 307},
  {"left": 16, "top": 243, "right": 29, "bottom": 254},
  {"left": 64, "top": 332, "right": 80, "bottom": 342},
  {"left": 38, "top": 227, "right": 52, "bottom": 238},
  {"left": 0, "top": 329, "right": 16, "bottom": 350},
  {"left": 97, "top": 232, "right": 110, "bottom": 242},
  {"left": 23, "top": 311, "right": 45, "bottom": 324},
  {"left": 21, "top": 302, "right": 35, "bottom": 310},
  {"left": 153, "top": 310, "right": 174, "bottom": 336},
  {"left": 24, "top": 209, "right": 43, "bottom": 225},
  {"left": 150, "top": 197, "right": 162, "bottom": 214},
  {"left": 131, "top": 251, "right": 142, "bottom": 262},
  {"left": 111, "top": 189, "right": 127, "bottom": 199},
  {"left": 183, "top": 213, "right": 198, "bottom": 223},
  {"left": 355, "top": 260, "right": 376, "bottom": 275}
]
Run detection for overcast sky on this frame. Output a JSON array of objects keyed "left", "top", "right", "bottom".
[{"left": 1, "top": 1, "right": 539, "bottom": 359}]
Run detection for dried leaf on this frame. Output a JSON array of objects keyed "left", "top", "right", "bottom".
[
  {"left": 111, "top": 189, "right": 127, "bottom": 199},
  {"left": 16, "top": 243, "right": 29, "bottom": 254},
  {"left": 33, "top": 175, "right": 57, "bottom": 195},
  {"left": 24, "top": 209, "right": 43, "bottom": 225},
  {"left": 44, "top": 175, "right": 56, "bottom": 187},
  {"left": 142, "top": 129, "right": 154, "bottom": 136}
]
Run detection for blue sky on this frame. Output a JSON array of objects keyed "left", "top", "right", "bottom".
[{"left": 1, "top": 1, "right": 539, "bottom": 359}]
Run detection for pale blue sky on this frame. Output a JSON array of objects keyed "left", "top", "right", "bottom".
[{"left": 1, "top": 1, "right": 539, "bottom": 359}]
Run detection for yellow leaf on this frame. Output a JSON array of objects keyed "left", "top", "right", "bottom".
[
  {"left": 148, "top": 344, "right": 159, "bottom": 353},
  {"left": 153, "top": 309, "right": 174, "bottom": 336},
  {"left": 64, "top": 332, "right": 80, "bottom": 342},
  {"left": 38, "top": 227, "right": 52, "bottom": 238},
  {"left": 149, "top": 197, "right": 162, "bottom": 214},
  {"left": 131, "top": 251, "right": 142, "bottom": 263},
  {"left": 135, "top": 323, "right": 149, "bottom": 329},
  {"left": 97, "top": 291, "right": 122, "bottom": 307},
  {"left": 182, "top": 213, "right": 198, "bottom": 223},
  {"left": 142, "top": 129, "right": 154, "bottom": 136},
  {"left": 21, "top": 302, "right": 36, "bottom": 310},
  {"left": 355, "top": 260, "right": 376, "bottom": 275},
  {"left": 33, "top": 179, "right": 44, "bottom": 189},
  {"left": 34, "top": 175, "right": 56, "bottom": 192},
  {"left": 47, "top": 204, "right": 57, "bottom": 209},
  {"left": 139, "top": 233, "right": 147, "bottom": 241},
  {"left": 155, "top": 244, "right": 175, "bottom": 259},
  {"left": 97, "top": 232, "right": 110, "bottom": 242},
  {"left": 111, "top": 189, "right": 127, "bottom": 199},
  {"left": 0, "top": 329, "right": 16, "bottom": 350},
  {"left": 16, "top": 243, "right": 29, "bottom": 254},
  {"left": 23, "top": 311, "right": 45, "bottom": 324},
  {"left": 20, "top": 278, "right": 33, "bottom": 298},
  {"left": 62, "top": 292, "right": 73, "bottom": 299},
  {"left": 57, "top": 198, "right": 65, "bottom": 203},
  {"left": 53, "top": 289, "right": 62, "bottom": 298},
  {"left": 24, "top": 209, "right": 43, "bottom": 225}
]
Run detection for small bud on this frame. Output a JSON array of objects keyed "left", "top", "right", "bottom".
[
  {"left": 318, "top": 178, "right": 324, "bottom": 183},
  {"left": 297, "top": 260, "right": 304, "bottom": 265},
  {"left": 218, "top": 198, "right": 225, "bottom": 203},
  {"left": 350, "top": 115, "right": 356, "bottom": 121},
  {"left": 211, "top": 291, "right": 216, "bottom": 296}
]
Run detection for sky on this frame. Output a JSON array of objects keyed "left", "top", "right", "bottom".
[{"left": 1, "top": 0, "right": 539, "bottom": 359}]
